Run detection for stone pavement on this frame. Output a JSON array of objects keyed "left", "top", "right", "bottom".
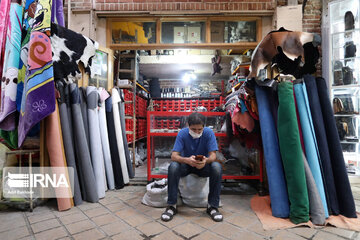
[{"left": 0, "top": 182, "right": 359, "bottom": 240}]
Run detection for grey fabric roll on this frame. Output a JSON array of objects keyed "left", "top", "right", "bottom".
[
  {"left": 302, "top": 152, "right": 326, "bottom": 225},
  {"left": 57, "top": 82, "right": 82, "bottom": 206},
  {"left": 87, "top": 86, "right": 107, "bottom": 198},
  {"left": 70, "top": 83, "right": 98, "bottom": 202},
  {"left": 79, "top": 87, "right": 90, "bottom": 148},
  {"left": 112, "top": 88, "right": 130, "bottom": 184},
  {"left": 118, "top": 89, "right": 134, "bottom": 179},
  {"left": 98, "top": 88, "right": 115, "bottom": 190}
]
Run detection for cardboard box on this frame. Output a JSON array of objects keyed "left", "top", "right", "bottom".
[
  {"left": 187, "top": 26, "right": 201, "bottom": 43},
  {"left": 174, "top": 26, "right": 185, "bottom": 43},
  {"left": 211, "top": 22, "right": 225, "bottom": 43}
]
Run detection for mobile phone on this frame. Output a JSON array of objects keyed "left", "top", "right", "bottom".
[{"left": 195, "top": 155, "right": 204, "bottom": 161}]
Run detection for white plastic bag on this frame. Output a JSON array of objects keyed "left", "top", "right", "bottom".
[
  {"left": 178, "top": 174, "right": 209, "bottom": 207},
  {"left": 142, "top": 179, "right": 168, "bottom": 207}
]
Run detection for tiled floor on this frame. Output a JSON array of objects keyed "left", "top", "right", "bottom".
[{"left": 0, "top": 180, "right": 359, "bottom": 240}]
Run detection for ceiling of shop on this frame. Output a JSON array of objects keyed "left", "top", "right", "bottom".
[{"left": 139, "top": 55, "right": 235, "bottom": 81}]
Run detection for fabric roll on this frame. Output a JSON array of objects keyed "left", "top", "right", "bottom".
[
  {"left": 302, "top": 152, "right": 326, "bottom": 225},
  {"left": 57, "top": 82, "right": 82, "bottom": 206},
  {"left": 45, "top": 101, "right": 73, "bottom": 211},
  {"left": 294, "top": 83, "right": 329, "bottom": 218},
  {"left": 0, "top": 1, "right": 23, "bottom": 131},
  {"left": 118, "top": 89, "right": 134, "bottom": 179},
  {"left": 316, "top": 77, "right": 357, "bottom": 218},
  {"left": 18, "top": 0, "right": 56, "bottom": 147},
  {"left": 255, "top": 85, "right": 289, "bottom": 218},
  {"left": 98, "top": 88, "right": 115, "bottom": 190},
  {"left": 70, "top": 83, "right": 98, "bottom": 202},
  {"left": 87, "top": 86, "right": 106, "bottom": 198},
  {"left": 277, "top": 81, "right": 309, "bottom": 224},
  {"left": 112, "top": 88, "right": 130, "bottom": 184},
  {"left": 79, "top": 87, "right": 90, "bottom": 148},
  {"left": 304, "top": 74, "right": 339, "bottom": 215},
  {"left": 105, "top": 96, "right": 125, "bottom": 189},
  {"left": 51, "top": 0, "right": 65, "bottom": 27}
]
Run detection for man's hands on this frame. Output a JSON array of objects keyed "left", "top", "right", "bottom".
[{"left": 186, "top": 155, "right": 207, "bottom": 169}]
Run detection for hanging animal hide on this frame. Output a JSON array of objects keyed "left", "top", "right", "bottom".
[
  {"left": 248, "top": 28, "right": 321, "bottom": 79},
  {"left": 50, "top": 23, "right": 97, "bottom": 81}
]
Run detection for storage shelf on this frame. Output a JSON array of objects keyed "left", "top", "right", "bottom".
[
  {"left": 340, "top": 141, "right": 359, "bottom": 144},
  {"left": 149, "top": 132, "right": 227, "bottom": 137},
  {"left": 331, "top": 28, "right": 360, "bottom": 36},
  {"left": 331, "top": 84, "right": 360, "bottom": 89},
  {"left": 334, "top": 114, "right": 360, "bottom": 117},
  {"left": 333, "top": 56, "right": 360, "bottom": 62},
  {"left": 128, "top": 136, "right": 147, "bottom": 145}
]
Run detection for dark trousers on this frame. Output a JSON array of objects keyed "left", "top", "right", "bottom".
[{"left": 167, "top": 161, "right": 222, "bottom": 208}]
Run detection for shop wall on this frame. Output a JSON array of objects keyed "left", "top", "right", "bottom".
[{"left": 65, "top": 0, "right": 276, "bottom": 12}]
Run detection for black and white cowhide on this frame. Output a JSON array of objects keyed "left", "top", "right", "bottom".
[{"left": 50, "top": 23, "right": 98, "bottom": 81}]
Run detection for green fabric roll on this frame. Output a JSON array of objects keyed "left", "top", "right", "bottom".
[
  {"left": 277, "top": 82, "right": 309, "bottom": 224},
  {"left": 0, "top": 129, "right": 18, "bottom": 149}
]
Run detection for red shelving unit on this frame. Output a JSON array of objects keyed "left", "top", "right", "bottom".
[{"left": 146, "top": 111, "right": 263, "bottom": 182}]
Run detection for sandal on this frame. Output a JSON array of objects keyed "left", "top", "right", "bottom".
[
  {"left": 161, "top": 206, "right": 177, "bottom": 222},
  {"left": 207, "top": 206, "right": 223, "bottom": 222}
]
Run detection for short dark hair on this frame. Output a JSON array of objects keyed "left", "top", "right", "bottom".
[{"left": 188, "top": 112, "right": 205, "bottom": 126}]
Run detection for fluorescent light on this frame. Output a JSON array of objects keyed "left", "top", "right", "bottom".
[{"left": 182, "top": 71, "right": 196, "bottom": 83}]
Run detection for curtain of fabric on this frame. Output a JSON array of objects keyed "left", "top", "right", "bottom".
[
  {"left": 255, "top": 84, "right": 289, "bottom": 218},
  {"left": 0, "top": 0, "right": 23, "bottom": 131},
  {"left": 277, "top": 81, "right": 309, "bottom": 224},
  {"left": 18, "top": 0, "right": 56, "bottom": 147},
  {"left": 304, "top": 74, "right": 339, "bottom": 215},
  {"left": 316, "top": 77, "right": 357, "bottom": 218},
  {"left": 294, "top": 82, "right": 329, "bottom": 218},
  {"left": 0, "top": 0, "right": 10, "bottom": 79}
]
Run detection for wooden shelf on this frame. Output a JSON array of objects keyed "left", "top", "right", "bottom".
[
  {"left": 118, "top": 84, "right": 134, "bottom": 89},
  {"left": 118, "top": 69, "right": 133, "bottom": 73}
]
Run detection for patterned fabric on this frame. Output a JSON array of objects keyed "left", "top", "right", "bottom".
[
  {"left": 0, "top": 0, "right": 11, "bottom": 79},
  {"left": 18, "top": 0, "right": 55, "bottom": 147},
  {"left": 0, "top": 0, "right": 23, "bottom": 131},
  {"left": 16, "top": 0, "right": 37, "bottom": 112}
]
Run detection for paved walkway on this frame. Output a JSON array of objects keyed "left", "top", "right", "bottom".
[{"left": 0, "top": 182, "right": 359, "bottom": 240}]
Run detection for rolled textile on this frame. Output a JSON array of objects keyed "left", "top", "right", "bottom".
[
  {"left": 302, "top": 152, "right": 326, "bottom": 225},
  {"left": 70, "top": 83, "right": 98, "bottom": 202},
  {"left": 105, "top": 96, "right": 124, "bottom": 189},
  {"left": 87, "top": 86, "right": 107, "bottom": 198},
  {"left": 79, "top": 87, "right": 90, "bottom": 148},
  {"left": 57, "top": 82, "right": 82, "bottom": 206},
  {"left": 45, "top": 100, "right": 73, "bottom": 211},
  {"left": 112, "top": 88, "right": 130, "bottom": 184},
  {"left": 98, "top": 88, "right": 115, "bottom": 190},
  {"left": 0, "top": 1, "right": 23, "bottom": 131},
  {"left": 118, "top": 89, "right": 134, "bottom": 179},
  {"left": 304, "top": 74, "right": 339, "bottom": 215},
  {"left": 277, "top": 81, "right": 309, "bottom": 224},
  {"left": 255, "top": 85, "right": 289, "bottom": 218},
  {"left": 18, "top": 0, "right": 56, "bottom": 147},
  {"left": 294, "top": 82, "right": 329, "bottom": 218},
  {"left": 316, "top": 77, "right": 356, "bottom": 218}
]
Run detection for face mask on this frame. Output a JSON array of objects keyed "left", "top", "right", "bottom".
[{"left": 189, "top": 129, "right": 203, "bottom": 139}]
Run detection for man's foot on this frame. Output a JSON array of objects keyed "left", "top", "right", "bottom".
[
  {"left": 207, "top": 206, "right": 223, "bottom": 222},
  {"left": 161, "top": 206, "right": 177, "bottom": 222}
]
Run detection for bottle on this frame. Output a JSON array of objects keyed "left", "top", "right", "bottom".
[{"left": 155, "top": 158, "right": 159, "bottom": 172}]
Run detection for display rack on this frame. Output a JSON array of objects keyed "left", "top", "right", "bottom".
[
  {"left": 146, "top": 111, "right": 263, "bottom": 182},
  {"left": 329, "top": 0, "right": 360, "bottom": 167}
]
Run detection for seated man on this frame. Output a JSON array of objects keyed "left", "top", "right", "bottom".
[{"left": 161, "top": 112, "right": 223, "bottom": 222}]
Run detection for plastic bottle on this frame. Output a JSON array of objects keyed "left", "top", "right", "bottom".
[{"left": 155, "top": 158, "right": 159, "bottom": 173}]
